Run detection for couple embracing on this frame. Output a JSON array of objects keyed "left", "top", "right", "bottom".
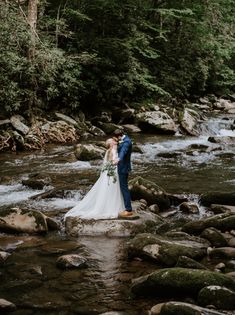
[{"left": 64, "top": 129, "right": 133, "bottom": 220}]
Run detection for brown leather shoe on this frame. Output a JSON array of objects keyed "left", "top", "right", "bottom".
[{"left": 119, "top": 210, "right": 133, "bottom": 217}]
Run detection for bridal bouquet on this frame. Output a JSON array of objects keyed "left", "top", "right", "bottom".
[{"left": 101, "top": 161, "right": 117, "bottom": 183}]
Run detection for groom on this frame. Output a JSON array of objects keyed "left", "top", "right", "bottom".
[{"left": 113, "top": 129, "right": 133, "bottom": 217}]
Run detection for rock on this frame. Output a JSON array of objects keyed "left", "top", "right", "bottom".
[
  {"left": 136, "top": 111, "right": 177, "bottom": 134},
  {"left": 12, "top": 130, "right": 25, "bottom": 149},
  {"left": 0, "top": 207, "right": 48, "bottom": 234},
  {"left": 214, "top": 98, "right": 235, "bottom": 111},
  {"left": 55, "top": 113, "right": 78, "bottom": 126},
  {"left": 56, "top": 254, "right": 87, "bottom": 269},
  {"left": 99, "top": 312, "right": 126, "bottom": 315},
  {"left": 211, "top": 204, "right": 235, "bottom": 214},
  {"left": 131, "top": 268, "right": 235, "bottom": 297},
  {"left": 29, "top": 188, "right": 68, "bottom": 200},
  {"left": 176, "top": 256, "right": 207, "bottom": 270},
  {"left": 22, "top": 174, "right": 52, "bottom": 189},
  {"left": 10, "top": 115, "right": 29, "bottom": 135},
  {"left": 129, "top": 176, "right": 171, "bottom": 210},
  {"left": 65, "top": 211, "right": 163, "bottom": 237},
  {"left": 200, "top": 192, "right": 235, "bottom": 207},
  {"left": 128, "top": 233, "right": 208, "bottom": 266},
  {"left": 122, "top": 124, "right": 141, "bottom": 133},
  {"left": 149, "top": 204, "right": 160, "bottom": 214},
  {"left": 179, "top": 202, "right": 199, "bottom": 214},
  {"left": 182, "top": 213, "right": 235, "bottom": 235},
  {"left": 209, "top": 247, "right": 235, "bottom": 259},
  {"left": 157, "top": 152, "right": 181, "bottom": 158},
  {"left": 132, "top": 144, "right": 144, "bottom": 153},
  {"left": 208, "top": 136, "right": 235, "bottom": 145},
  {"left": 0, "top": 251, "right": 11, "bottom": 264},
  {"left": 74, "top": 144, "right": 105, "bottom": 160},
  {"left": 200, "top": 227, "right": 228, "bottom": 247},
  {"left": 160, "top": 301, "right": 225, "bottom": 315},
  {"left": 226, "top": 260, "right": 235, "bottom": 270},
  {"left": 198, "top": 285, "right": 235, "bottom": 310},
  {"left": 214, "top": 263, "right": 226, "bottom": 271},
  {"left": 97, "top": 122, "right": 121, "bottom": 134},
  {"left": 179, "top": 108, "right": 200, "bottom": 136},
  {"left": 150, "top": 303, "right": 164, "bottom": 315},
  {"left": 228, "top": 237, "right": 235, "bottom": 247},
  {"left": 0, "top": 298, "right": 16, "bottom": 312},
  {"left": 88, "top": 125, "right": 106, "bottom": 136},
  {"left": 44, "top": 216, "right": 61, "bottom": 231}
]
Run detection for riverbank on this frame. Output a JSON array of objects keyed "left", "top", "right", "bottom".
[{"left": 0, "top": 97, "right": 234, "bottom": 153}]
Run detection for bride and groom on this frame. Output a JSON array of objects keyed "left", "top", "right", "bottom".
[{"left": 64, "top": 129, "right": 133, "bottom": 220}]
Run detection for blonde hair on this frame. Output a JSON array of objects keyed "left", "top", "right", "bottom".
[{"left": 105, "top": 138, "right": 114, "bottom": 148}]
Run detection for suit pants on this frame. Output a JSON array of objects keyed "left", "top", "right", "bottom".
[{"left": 118, "top": 173, "right": 132, "bottom": 211}]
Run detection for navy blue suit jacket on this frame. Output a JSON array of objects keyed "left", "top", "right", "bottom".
[{"left": 117, "top": 135, "right": 132, "bottom": 174}]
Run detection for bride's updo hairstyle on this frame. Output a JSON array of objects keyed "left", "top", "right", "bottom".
[{"left": 105, "top": 138, "right": 114, "bottom": 148}]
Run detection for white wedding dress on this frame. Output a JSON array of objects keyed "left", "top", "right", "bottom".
[{"left": 64, "top": 147, "right": 125, "bottom": 220}]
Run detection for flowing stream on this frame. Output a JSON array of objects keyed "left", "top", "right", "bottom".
[{"left": 0, "top": 114, "right": 234, "bottom": 314}]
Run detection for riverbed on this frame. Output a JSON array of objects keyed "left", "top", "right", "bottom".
[{"left": 0, "top": 114, "right": 234, "bottom": 314}]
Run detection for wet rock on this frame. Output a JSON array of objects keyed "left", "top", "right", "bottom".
[
  {"left": 228, "top": 237, "right": 235, "bottom": 247},
  {"left": 0, "top": 251, "right": 11, "bottom": 264},
  {"left": 198, "top": 285, "right": 235, "bottom": 310},
  {"left": 0, "top": 298, "right": 16, "bottom": 312},
  {"left": 176, "top": 255, "right": 207, "bottom": 270},
  {"left": 157, "top": 151, "right": 181, "bottom": 158},
  {"left": 182, "top": 213, "right": 235, "bottom": 235},
  {"left": 200, "top": 192, "right": 235, "bottom": 207},
  {"left": 179, "top": 202, "right": 199, "bottom": 214},
  {"left": 56, "top": 254, "right": 87, "bottom": 269},
  {"left": 128, "top": 233, "right": 208, "bottom": 266},
  {"left": 211, "top": 204, "right": 235, "bottom": 214},
  {"left": 65, "top": 211, "right": 163, "bottom": 237},
  {"left": 0, "top": 207, "right": 48, "bottom": 234},
  {"left": 208, "top": 136, "right": 235, "bottom": 145},
  {"left": 132, "top": 144, "right": 143, "bottom": 153},
  {"left": 160, "top": 301, "right": 225, "bottom": 315},
  {"left": 122, "top": 124, "right": 141, "bottom": 133},
  {"left": 129, "top": 176, "right": 171, "bottom": 210},
  {"left": 29, "top": 188, "right": 67, "bottom": 200},
  {"left": 40, "top": 240, "right": 81, "bottom": 255},
  {"left": 99, "top": 312, "right": 126, "bottom": 315},
  {"left": 22, "top": 174, "right": 52, "bottom": 189},
  {"left": 44, "top": 216, "right": 61, "bottom": 231},
  {"left": 179, "top": 108, "right": 200, "bottom": 136},
  {"left": 10, "top": 115, "right": 29, "bottom": 135},
  {"left": 136, "top": 111, "right": 177, "bottom": 134},
  {"left": 74, "top": 144, "right": 104, "bottom": 160},
  {"left": 214, "top": 98, "right": 235, "bottom": 111},
  {"left": 209, "top": 247, "right": 235, "bottom": 259},
  {"left": 149, "top": 204, "right": 160, "bottom": 214},
  {"left": 200, "top": 227, "right": 228, "bottom": 247},
  {"left": 131, "top": 268, "right": 235, "bottom": 297},
  {"left": 214, "top": 263, "right": 226, "bottom": 271}
]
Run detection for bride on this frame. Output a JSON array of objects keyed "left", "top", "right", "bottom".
[{"left": 64, "top": 138, "right": 125, "bottom": 220}]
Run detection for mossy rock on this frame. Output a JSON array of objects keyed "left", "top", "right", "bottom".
[
  {"left": 128, "top": 233, "right": 208, "bottom": 266},
  {"left": 200, "top": 227, "right": 228, "bottom": 247},
  {"left": 198, "top": 285, "right": 235, "bottom": 310},
  {"left": 200, "top": 192, "right": 235, "bottom": 207},
  {"left": 160, "top": 301, "right": 225, "bottom": 315},
  {"left": 176, "top": 256, "right": 207, "bottom": 270},
  {"left": 182, "top": 213, "right": 235, "bottom": 235},
  {"left": 0, "top": 207, "right": 48, "bottom": 234},
  {"left": 131, "top": 268, "right": 235, "bottom": 297}
]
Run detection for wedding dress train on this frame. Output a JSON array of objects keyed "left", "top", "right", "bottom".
[{"left": 64, "top": 148, "right": 125, "bottom": 220}]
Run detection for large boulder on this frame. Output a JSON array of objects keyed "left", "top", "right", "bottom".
[
  {"left": 209, "top": 247, "right": 235, "bottom": 259},
  {"left": 179, "top": 108, "right": 200, "bottom": 136},
  {"left": 159, "top": 301, "right": 225, "bottom": 315},
  {"left": 129, "top": 176, "right": 171, "bottom": 210},
  {"left": 198, "top": 285, "right": 235, "bottom": 310},
  {"left": 22, "top": 174, "right": 52, "bottom": 189},
  {"left": 136, "top": 111, "right": 177, "bottom": 134},
  {"left": 74, "top": 144, "right": 105, "bottom": 160},
  {"left": 65, "top": 210, "right": 163, "bottom": 238},
  {"left": 0, "top": 298, "right": 16, "bottom": 312},
  {"left": 128, "top": 233, "right": 208, "bottom": 266},
  {"left": 182, "top": 213, "right": 235, "bottom": 235},
  {"left": 200, "top": 192, "right": 235, "bottom": 207},
  {"left": 131, "top": 268, "right": 235, "bottom": 297},
  {"left": 0, "top": 207, "right": 48, "bottom": 234},
  {"left": 55, "top": 113, "right": 78, "bottom": 126}
]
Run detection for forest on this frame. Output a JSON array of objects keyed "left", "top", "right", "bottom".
[{"left": 0, "top": 0, "right": 235, "bottom": 117}]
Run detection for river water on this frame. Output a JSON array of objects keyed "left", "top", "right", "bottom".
[{"left": 0, "top": 114, "right": 234, "bottom": 314}]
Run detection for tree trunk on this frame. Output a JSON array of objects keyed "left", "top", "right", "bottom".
[{"left": 27, "top": 0, "right": 38, "bottom": 120}]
